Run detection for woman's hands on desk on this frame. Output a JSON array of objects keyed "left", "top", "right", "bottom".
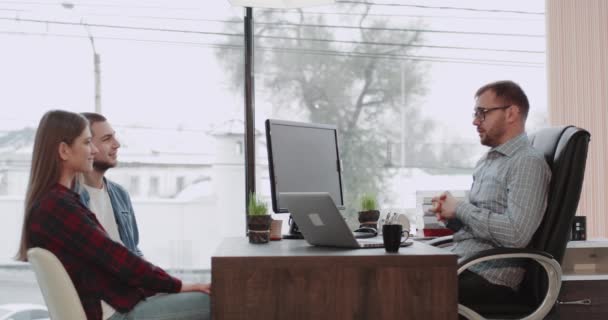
[{"left": 181, "top": 283, "right": 212, "bottom": 295}]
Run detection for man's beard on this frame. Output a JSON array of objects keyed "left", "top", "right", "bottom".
[{"left": 93, "top": 159, "right": 116, "bottom": 173}]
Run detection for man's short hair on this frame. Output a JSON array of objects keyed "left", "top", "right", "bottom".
[
  {"left": 80, "top": 112, "right": 107, "bottom": 126},
  {"left": 475, "top": 80, "right": 529, "bottom": 120}
]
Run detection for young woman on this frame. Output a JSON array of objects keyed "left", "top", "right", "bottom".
[{"left": 16, "top": 110, "right": 210, "bottom": 320}]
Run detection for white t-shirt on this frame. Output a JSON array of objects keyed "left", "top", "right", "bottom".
[
  {"left": 83, "top": 184, "right": 123, "bottom": 244},
  {"left": 83, "top": 183, "right": 124, "bottom": 320}
]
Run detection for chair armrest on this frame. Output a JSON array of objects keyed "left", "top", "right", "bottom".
[
  {"left": 457, "top": 247, "right": 555, "bottom": 274},
  {"left": 425, "top": 235, "right": 454, "bottom": 247}
]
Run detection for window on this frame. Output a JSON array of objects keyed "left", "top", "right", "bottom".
[
  {"left": 0, "top": 0, "right": 546, "bottom": 306},
  {"left": 176, "top": 176, "right": 186, "bottom": 193},
  {"left": 0, "top": 171, "right": 7, "bottom": 195},
  {"left": 149, "top": 176, "right": 160, "bottom": 197},
  {"left": 0, "top": 0, "right": 243, "bottom": 304},
  {"left": 229, "top": 1, "right": 548, "bottom": 226},
  {"left": 129, "top": 176, "right": 140, "bottom": 196},
  {"left": 235, "top": 141, "right": 243, "bottom": 155}
]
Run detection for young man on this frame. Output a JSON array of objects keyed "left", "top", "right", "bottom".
[
  {"left": 77, "top": 112, "right": 143, "bottom": 257},
  {"left": 432, "top": 81, "right": 552, "bottom": 306}
]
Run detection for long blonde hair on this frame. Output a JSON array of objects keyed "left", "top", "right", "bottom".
[{"left": 16, "top": 110, "right": 88, "bottom": 261}]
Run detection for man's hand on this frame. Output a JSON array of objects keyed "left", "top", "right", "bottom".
[
  {"left": 181, "top": 283, "right": 212, "bottom": 295},
  {"left": 432, "top": 191, "right": 459, "bottom": 221}
]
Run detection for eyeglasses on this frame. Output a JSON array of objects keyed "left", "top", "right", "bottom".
[{"left": 472, "top": 105, "right": 511, "bottom": 121}]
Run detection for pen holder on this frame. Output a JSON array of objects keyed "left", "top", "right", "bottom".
[{"left": 382, "top": 224, "right": 403, "bottom": 253}]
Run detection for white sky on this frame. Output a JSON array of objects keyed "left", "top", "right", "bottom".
[{"left": 0, "top": 0, "right": 546, "bottom": 145}]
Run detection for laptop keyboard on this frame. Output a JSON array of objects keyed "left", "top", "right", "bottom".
[{"left": 357, "top": 239, "right": 384, "bottom": 248}]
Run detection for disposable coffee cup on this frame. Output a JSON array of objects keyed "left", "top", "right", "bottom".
[{"left": 270, "top": 219, "right": 283, "bottom": 241}]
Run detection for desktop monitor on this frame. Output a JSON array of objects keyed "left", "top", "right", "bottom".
[{"left": 265, "top": 119, "right": 345, "bottom": 215}]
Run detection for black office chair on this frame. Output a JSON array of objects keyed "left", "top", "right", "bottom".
[{"left": 433, "top": 125, "right": 591, "bottom": 320}]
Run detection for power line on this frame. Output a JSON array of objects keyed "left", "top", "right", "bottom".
[
  {"left": 265, "top": 9, "right": 543, "bottom": 21},
  {"left": 0, "top": 0, "right": 544, "bottom": 16},
  {"left": 5, "top": 5, "right": 544, "bottom": 22},
  {"left": 259, "top": 21, "right": 543, "bottom": 38},
  {"left": 0, "top": 29, "right": 240, "bottom": 48},
  {"left": 0, "top": 0, "right": 199, "bottom": 11},
  {"left": 0, "top": 16, "right": 545, "bottom": 55},
  {"left": 0, "top": 16, "right": 239, "bottom": 37},
  {"left": 22, "top": 11, "right": 542, "bottom": 25},
  {"left": 257, "top": 46, "right": 543, "bottom": 68},
  {"left": 2, "top": 5, "right": 544, "bottom": 22},
  {"left": 83, "top": 14, "right": 546, "bottom": 38},
  {"left": 336, "top": 1, "right": 544, "bottom": 15},
  {"left": 0, "top": 29, "right": 543, "bottom": 68},
  {"left": 256, "top": 33, "right": 543, "bottom": 54},
  {"left": 0, "top": 9, "right": 545, "bottom": 38}
]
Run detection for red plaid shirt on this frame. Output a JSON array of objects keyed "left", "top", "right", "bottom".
[{"left": 28, "top": 184, "right": 182, "bottom": 320}]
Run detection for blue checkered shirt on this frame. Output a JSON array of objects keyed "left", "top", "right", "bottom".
[{"left": 450, "top": 133, "right": 551, "bottom": 289}]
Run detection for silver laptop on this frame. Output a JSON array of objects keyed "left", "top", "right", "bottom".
[{"left": 281, "top": 192, "right": 412, "bottom": 249}]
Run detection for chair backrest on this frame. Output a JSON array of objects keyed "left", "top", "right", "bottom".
[
  {"left": 27, "top": 247, "right": 87, "bottom": 320},
  {"left": 523, "top": 125, "right": 591, "bottom": 303}
]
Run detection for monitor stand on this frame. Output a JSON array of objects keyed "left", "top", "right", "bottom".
[{"left": 282, "top": 215, "right": 304, "bottom": 239}]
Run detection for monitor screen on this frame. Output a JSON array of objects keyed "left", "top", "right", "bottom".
[{"left": 265, "top": 119, "right": 345, "bottom": 213}]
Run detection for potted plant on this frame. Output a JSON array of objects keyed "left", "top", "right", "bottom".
[
  {"left": 247, "top": 192, "right": 272, "bottom": 244},
  {"left": 358, "top": 194, "right": 380, "bottom": 230}
]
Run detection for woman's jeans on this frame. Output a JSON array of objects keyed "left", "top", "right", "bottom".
[{"left": 107, "top": 292, "right": 210, "bottom": 320}]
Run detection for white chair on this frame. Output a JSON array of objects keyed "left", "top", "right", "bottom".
[{"left": 27, "top": 247, "right": 87, "bottom": 320}]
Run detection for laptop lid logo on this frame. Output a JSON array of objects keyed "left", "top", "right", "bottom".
[{"left": 308, "top": 213, "right": 325, "bottom": 226}]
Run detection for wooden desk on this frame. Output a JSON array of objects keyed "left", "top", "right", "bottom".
[{"left": 211, "top": 238, "right": 458, "bottom": 320}]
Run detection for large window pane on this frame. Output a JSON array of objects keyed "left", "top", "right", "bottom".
[
  {"left": 0, "top": 0, "right": 547, "bottom": 307},
  {"left": 0, "top": 0, "right": 243, "bottom": 304},
  {"left": 216, "top": 0, "right": 547, "bottom": 229}
]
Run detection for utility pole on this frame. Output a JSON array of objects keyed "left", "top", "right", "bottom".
[
  {"left": 61, "top": 2, "right": 101, "bottom": 113},
  {"left": 87, "top": 27, "right": 102, "bottom": 114}
]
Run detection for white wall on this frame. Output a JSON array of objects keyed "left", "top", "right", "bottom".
[
  {"left": 546, "top": 0, "right": 608, "bottom": 238},
  {"left": 0, "top": 196, "right": 224, "bottom": 270}
]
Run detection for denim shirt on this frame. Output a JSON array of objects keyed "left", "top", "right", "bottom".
[{"left": 76, "top": 178, "right": 143, "bottom": 257}]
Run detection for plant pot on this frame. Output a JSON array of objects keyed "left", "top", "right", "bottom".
[
  {"left": 247, "top": 215, "right": 272, "bottom": 244},
  {"left": 358, "top": 210, "right": 380, "bottom": 230}
]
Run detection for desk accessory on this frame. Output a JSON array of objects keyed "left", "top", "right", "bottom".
[
  {"left": 247, "top": 192, "right": 271, "bottom": 244},
  {"left": 383, "top": 213, "right": 410, "bottom": 252},
  {"left": 269, "top": 219, "right": 283, "bottom": 241},
  {"left": 571, "top": 216, "right": 586, "bottom": 241},
  {"left": 382, "top": 224, "right": 403, "bottom": 252},
  {"left": 358, "top": 194, "right": 380, "bottom": 230}
]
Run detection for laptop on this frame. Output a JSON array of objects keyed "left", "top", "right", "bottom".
[{"left": 281, "top": 192, "right": 413, "bottom": 249}]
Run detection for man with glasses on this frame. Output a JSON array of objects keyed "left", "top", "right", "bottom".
[{"left": 431, "top": 80, "right": 551, "bottom": 309}]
